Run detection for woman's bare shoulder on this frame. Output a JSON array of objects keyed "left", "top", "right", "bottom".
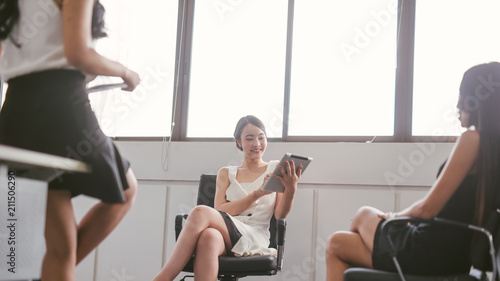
[
  {"left": 447, "top": 129, "right": 480, "bottom": 167},
  {"left": 217, "top": 166, "right": 230, "bottom": 181},
  {"left": 457, "top": 129, "right": 480, "bottom": 149}
]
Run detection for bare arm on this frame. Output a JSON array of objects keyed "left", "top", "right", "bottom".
[
  {"left": 61, "top": 0, "right": 140, "bottom": 91},
  {"left": 394, "top": 130, "right": 480, "bottom": 219},
  {"left": 274, "top": 161, "right": 302, "bottom": 219},
  {"left": 214, "top": 167, "right": 271, "bottom": 216}
]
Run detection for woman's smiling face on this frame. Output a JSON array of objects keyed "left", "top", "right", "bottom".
[{"left": 237, "top": 124, "right": 267, "bottom": 159}]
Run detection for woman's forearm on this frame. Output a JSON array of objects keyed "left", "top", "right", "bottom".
[
  {"left": 66, "top": 47, "right": 127, "bottom": 78},
  {"left": 216, "top": 191, "right": 260, "bottom": 216},
  {"left": 65, "top": 46, "right": 140, "bottom": 91},
  {"left": 61, "top": 0, "right": 138, "bottom": 90},
  {"left": 274, "top": 190, "right": 295, "bottom": 219},
  {"left": 397, "top": 198, "right": 436, "bottom": 219}
]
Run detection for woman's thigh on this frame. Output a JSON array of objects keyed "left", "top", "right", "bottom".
[
  {"left": 45, "top": 190, "right": 77, "bottom": 255},
  {"left": 350, "top": 206, "right": 384, "bottom": 252}
]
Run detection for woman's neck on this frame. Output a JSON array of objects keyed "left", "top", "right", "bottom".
[{"left": 241, "top": 158, "right": 267, "bottom": 171}]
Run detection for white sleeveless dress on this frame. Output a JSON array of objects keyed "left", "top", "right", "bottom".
[{"left": 225, "top": 160, "right": 279, "bottom": 257}]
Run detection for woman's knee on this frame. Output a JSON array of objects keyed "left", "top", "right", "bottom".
[
  {"left": 326, "top": 231, "right": 349, "bottom": 259},
  {"left": 355, "top": 206, "right": 381, "bottom": 218},
  {"left": 197, "top": 228, "right": 225, "bottom": 255},
  {"left": 351, "top": 206, "right": 381, "bottom": 229},
  {"left": 188, "top": 205, "right": 214, "bottom": 221},
  {"left": 326, "top": 231, "right": 374, "bottom": 268}
]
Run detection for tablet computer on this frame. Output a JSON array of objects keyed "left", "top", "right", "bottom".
[
  {"left": 262, "top": 153, "right": 313, "bottom": 193},
  {"left": 86, "top": 83, "right": 127, "bottom": 93}
]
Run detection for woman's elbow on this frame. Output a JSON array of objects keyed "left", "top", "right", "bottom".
[
  {"left": 64, "top": 47, "right": 93, "bottom": 71},
  {"left": 414, "top": 203, "right": 438, "bottom": 220},
  {"left": 274, "top": 210, "right": 290, "bottom": 220}
]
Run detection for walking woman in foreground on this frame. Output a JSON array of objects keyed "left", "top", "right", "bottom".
[
  {"left": 153, "top": 115, "right": 302, "bottom": 281},
  {"left": 325, "top": 62, "right": 500, "bottom": 280},
  {"left": 0, "top": 1, "right": 141, "bottom": 280}
]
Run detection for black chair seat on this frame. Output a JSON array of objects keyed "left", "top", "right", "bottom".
[
  {"left": 182, "top": 255, "right": 277, "bottom": 275},
  {"left": 218, "top": 255, "right": 278, "bottom": 274},
  {"left": 177, "top": 174, "right": 286, "bottom": 280},
  {"left": 344, "top": 268, "right": 481, "bottom": 281}
]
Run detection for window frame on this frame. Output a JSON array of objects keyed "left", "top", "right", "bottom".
[
  {"left": 165, "top": 0, "right": 423, "bottom": 143},
  {"left": 0, "top": 0, "right": 458, "bottom": 143}
]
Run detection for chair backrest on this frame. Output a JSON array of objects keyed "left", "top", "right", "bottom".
[
  {"left": 197, "top": 174, "right": 217, "bottom": 207},
  {"left": 197, "top": 174, "right": 278, "bottom": 249}
]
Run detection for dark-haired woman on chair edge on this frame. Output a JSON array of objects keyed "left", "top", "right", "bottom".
[{"left": 325, "top": 62, "right": 500, "bottom": 280}]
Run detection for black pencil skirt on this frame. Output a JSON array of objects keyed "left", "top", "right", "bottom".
[
  {"left": 0, "top": 69, "right": 130, "bottom": 203},
  {"left": 372, "top": 219, "right": 472, "bottom": 275}
]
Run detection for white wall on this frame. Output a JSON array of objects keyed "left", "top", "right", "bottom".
[{"left": 74, "top": 141, "right": 453, "bottom": 281}]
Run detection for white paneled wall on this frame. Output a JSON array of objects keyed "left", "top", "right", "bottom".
[
  {"left": 74, "top": 184, "right": 167, "bottom": 281},
  {"left": 165, "top": 184, "right": 198, "bottom": 281},
  {"left": 71, "top": 141, "right": 445, "bottom": 281},
  {"left": 94, "top": 184, "right": 167, "bottom": 281},
  {"left": 315, "top": 187, "right": 395, "bottom": 281},
  {"left": 270, "top": 188, "right": 315, "bottom": 281}
]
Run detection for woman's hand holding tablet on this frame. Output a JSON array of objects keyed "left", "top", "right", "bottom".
[{"left": 262, "top": 153, "right": 313, "bottom": 192}]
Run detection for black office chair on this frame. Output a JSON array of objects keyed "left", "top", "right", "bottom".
[
  {"left": 175, "top": 174, "right": 287, "bottom": 281},
  {"left": 344, "top": 210, "right": 500, "bottom": 281}
]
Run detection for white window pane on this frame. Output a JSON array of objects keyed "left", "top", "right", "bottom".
[
  {"left": 289, "top": 0, "right": 397, "bottom": 136},
  {"left": 89, "top": 0, "right": 178, "bottom": 137},
  {"left": 412, "top": 0, "right": 500, "bottom": 136},
  {"left": 187, "top": 0, "right": 288, "bottom": 138}
]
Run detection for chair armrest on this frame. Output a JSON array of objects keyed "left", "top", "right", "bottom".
[
  {"left": 381, "top": 216, "right": 483, "bottom": 232},
  {"left": 175, "top": 213, "right": 189, "bottom": 241},
  {"left": 277, "top": 218, "right": 286, "bottom": 270},
  {"left": 277, "top": 218, "right": 286, "bottom": 245},
  {"left": 380, "top": 216, "right": 496, "bottom": 280},
  {"left": 380, "top": 216, "right": 493, "bottom": 255}
]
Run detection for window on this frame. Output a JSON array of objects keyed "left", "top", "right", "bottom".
[
  {"left": 88, "top": 0, "right": 178, "bottom": 137},
  {"left": 186, "top": 0, "right": 288, "bottom": 138},
  {"left": 412, "top": 0, "right": 500, "bottom": 137},
  {"left": 6, "top": 0, "right": 497, "bottom": 141},
  {"left": 288, "top": 0, "right": 397, "bottom": 136}
]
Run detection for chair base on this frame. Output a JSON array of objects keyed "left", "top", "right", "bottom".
[{"left": 180, "top": 275, "right": 194, "bottom": 281}]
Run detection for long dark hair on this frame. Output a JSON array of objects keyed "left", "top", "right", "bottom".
[
  {"left": 0, "top": 0, "right": 107, "bottom": 41},
  {"left": 457, "top": 62, "right": 500, "bottom": 226},
  {"left": 0, "top": 0, "right": 19, "bottom": 40}
]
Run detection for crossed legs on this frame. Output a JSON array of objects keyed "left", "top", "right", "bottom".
[
  {"left": 41, "top": 169, "right": 138, "bottom": 281},
  {"left": 153, "top": 205, "right": 233, "bottom": 281},
  {"left": 325, "top": 206, "right": 384, "bottom": 281}
]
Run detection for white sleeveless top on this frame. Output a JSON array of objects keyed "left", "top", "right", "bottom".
[
  {"left": 225, "top": 160, "right": 279, "bottom": 257},
  {"left": 0, "top": 0, "right": 73, "bottom": 82}
]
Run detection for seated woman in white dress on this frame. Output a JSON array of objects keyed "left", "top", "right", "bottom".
[{"left": 153, "top": 115, "right": 302, "bottom": 281}]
